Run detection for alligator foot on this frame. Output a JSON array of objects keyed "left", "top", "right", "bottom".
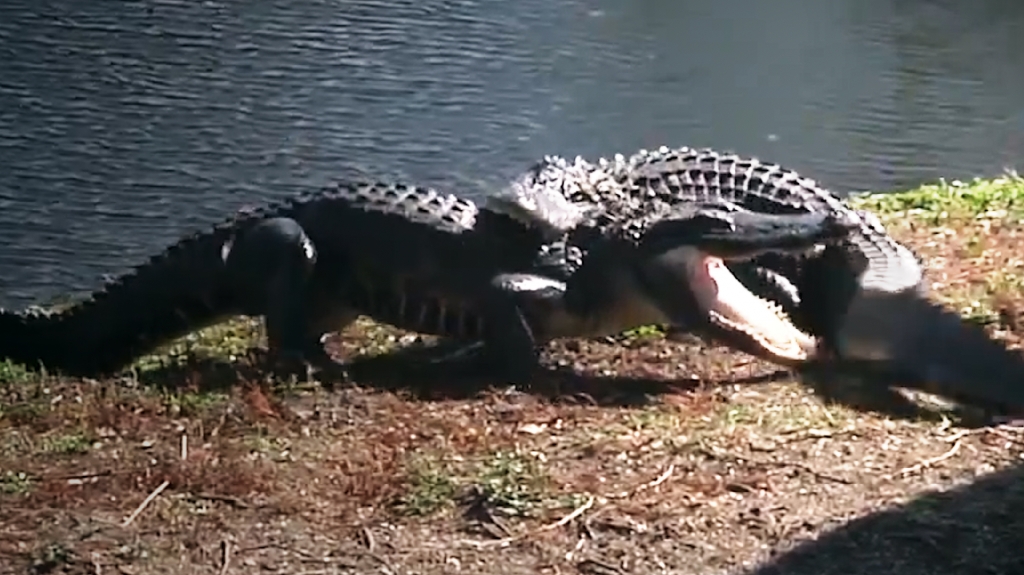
[
  {"left": 302, "top": 340, "right": 352, "bottom": 385},
  {"left": 382, "top": 273, "right": 547, "bottom": 387},
  {"left": 423, "top": 339, "right": 542, "bottom": 388},
  {"left": 428, "top": 341, "right": 487, "bottom": 365},
  {"left": 265, "top": 343, "right": 349, "bottom": 385}
]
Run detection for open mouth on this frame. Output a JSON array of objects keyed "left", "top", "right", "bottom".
[{"left": 682, "top": 253, "right": 821, "bottom": 366}]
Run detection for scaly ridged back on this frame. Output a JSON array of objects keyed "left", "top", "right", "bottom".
[
  {"left": 532, "top": 147, "right": 923, "bottom": 292},
  {"left": 0, "top": 180, "right": 500, "bottom": 376}
]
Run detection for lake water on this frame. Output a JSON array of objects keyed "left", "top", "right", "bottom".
[{"left": 1, "top": 0, "right": 1023, "bottom": 307}]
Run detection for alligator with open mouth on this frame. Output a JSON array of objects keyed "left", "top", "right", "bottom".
[
  {"left": 519, "top": 146, "right": 1024, "bottom": 412},
  {"left": 0, "top": 175, "right": 855, "bottom": 383}
]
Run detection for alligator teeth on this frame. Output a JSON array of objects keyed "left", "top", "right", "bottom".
[
  {"left": 695, "top": 256, "right": 819, "bottom": 364},
  {"left": 707, "top": 310, "right": 811, "bottom": 363}
]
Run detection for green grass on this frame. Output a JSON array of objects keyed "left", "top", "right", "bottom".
[
  {"left": 0, "top": 470, "right": 33, "bottom": 495},
  {"left": 38, "top": 432, "right": 93, "bottom": 455},
  {"left": 397, "top": 454, "right": 460, "bottom": 516},
  {"left": 850, "top": 172, "right": 1024, "bottom": 221},
  {"left": 395, "top": 448, "right": 566, "bottom": 518}
]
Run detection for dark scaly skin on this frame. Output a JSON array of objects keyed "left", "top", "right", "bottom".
[
  {"left": 486, "top": 169, "right": 861, "bottom": 366},
  {"left": 527, "top": 147, "right": 1024, "bottom": 412},
  {"left": 534, "top": 148, "right": 924, "bottom": 327},
  {"left": 340, "top": 188, "right": 858, "bottom": 364},
  {"left": 433, "top": 196, "right": 858, "bottom": 375},
  {"left": 0, "top": 181, "right": 559, "bottom": 379},
  {"left": 0, "top": 174, "right": 853, "bottom": 382}
]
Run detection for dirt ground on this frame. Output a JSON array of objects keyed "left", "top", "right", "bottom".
[{"left": 4, "top": 204, "right": 1024, "bottom": 574}]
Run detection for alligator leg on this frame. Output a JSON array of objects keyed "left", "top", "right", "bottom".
[
  {"left": 467, "top": 274, "right": 551, "bottom": 384},
  {"left": 299, "top": 281, "right": 362, "bottom": 377},
  {"left": 222, "top": 217, "right": 328, "bottom": 375},
  {"left": 425, "top": 274, "right": 560, "bottom": 385}
]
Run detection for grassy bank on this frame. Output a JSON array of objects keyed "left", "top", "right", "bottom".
[{"left": 3, "top": 173, "right": 1024, "bottom": 575}]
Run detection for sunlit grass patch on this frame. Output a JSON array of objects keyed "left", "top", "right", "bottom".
[{"left": 851, "top": 172, "right": 1024, "bottom": 222}]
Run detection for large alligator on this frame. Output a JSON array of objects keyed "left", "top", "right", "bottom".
[
  {"left": 486, "top": 164, "right": 854, "bottom": 368},
  {"left": 0, "top": 181, "right": 575, "bottom": 379},
  {"left": 519, "top": 146, "right": 1024, "bottom": 411},
  {"left": 0, "top": 176, "right": 854, "bottom": 383}
]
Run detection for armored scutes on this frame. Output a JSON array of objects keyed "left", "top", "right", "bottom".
[
  {"left": 488, "top": 174, "right": 858, "bottom": 367},
  {"left": 0, "top": 175, "right": 855, "bottom": 384},
  {"left": 0, "top": 181, "right": 569, "bottom": 379},
  {"left": 486, "top": 187, "right": 859, "bottom": 366},
  {"left": 521, "top": 146, "right": 1024, "bottom": 411}
]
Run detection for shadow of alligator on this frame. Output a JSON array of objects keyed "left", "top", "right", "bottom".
[
  {"left": 743, "top": 459, "right": 1024, "bottom": 575},
  {"left": 128, "top": 333, "right": 1004, "bottom": 423},
  {"left": 131, "top": 343, "right": 711, "bottom": 409}
]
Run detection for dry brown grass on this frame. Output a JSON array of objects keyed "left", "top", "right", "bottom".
[{"left": 4, "top": 180, "right": 1024, "bottom": 574}]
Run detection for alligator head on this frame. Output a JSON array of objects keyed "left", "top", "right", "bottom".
[
  {"left": 560, "top": 199, "right": 859, "bottom": 367},
  {"left": 485, "top": 158, "right": 607, "bottom": 242},
  {"left": 634, "top": 199, "right": 860, "bottom": 364}
]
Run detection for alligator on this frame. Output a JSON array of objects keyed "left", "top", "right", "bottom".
[
  {"left": 0, "top": 181, "right": 572, "bottom": 379},
  {"left": 485, "top": 164, "right": 857, "bottom": 368},
  {"left": 0, "top": 176, "right": 855, "bottom": 384},
  {"left": 516, "top": 146, "right": 1024, "bottom": 412}
]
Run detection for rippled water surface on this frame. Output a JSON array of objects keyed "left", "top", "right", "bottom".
[{"left": 1, "top": 0, "right": 1023, "bottom": 306}]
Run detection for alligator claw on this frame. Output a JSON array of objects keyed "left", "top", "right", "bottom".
[{"left": 428, "top": 341, "right": 487, "bottom": 365}]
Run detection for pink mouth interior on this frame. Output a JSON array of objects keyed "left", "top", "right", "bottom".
[{"left": 685, "top": 253, "right": 818, "bottom": 364}]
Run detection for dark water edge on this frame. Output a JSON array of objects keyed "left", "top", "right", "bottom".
[{"left": 1, "top": 0, "right": 1022, "bottom": 308}]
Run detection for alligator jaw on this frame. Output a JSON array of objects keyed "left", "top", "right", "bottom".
[{"left": 685, "top": 252, "right": 820, "bottom": 366}]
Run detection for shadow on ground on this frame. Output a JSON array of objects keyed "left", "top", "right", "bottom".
[
  {"left": 133, "top": 332, "right": 997, "bottom": 427},
  {"left": 134, "top": 342, "right": 712, "bottom": 409},
  {"left": 746, "top": 460, "right": 1024, "bottom": 575}
]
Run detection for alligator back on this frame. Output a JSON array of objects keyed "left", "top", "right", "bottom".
[
  {"left": 0, "top": 181, "right": 546, "bottom": 376},
  {"left": 304, "top": 183, "right": 551, "bottom": 341},
  {"left": 530, "top": 148, "right": 923, "bottom": 317},
  {"left": 611, "top": 146, "right": 852, "bottom": 214}
]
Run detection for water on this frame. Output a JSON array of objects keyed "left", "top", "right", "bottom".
[{"left": 1, "top": 0, "right": 1022, "bottom": 308}]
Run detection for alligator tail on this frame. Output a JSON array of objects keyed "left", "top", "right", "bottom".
[
  {"left": 0, "top": 308, "right": 59, "bottom": 372},
  {"left": 0, "top": 216, "right": 272, "bottom": 376}
]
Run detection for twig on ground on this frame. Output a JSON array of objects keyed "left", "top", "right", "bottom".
[
  {"left": 462, "top": 496, "right": 596, "bottom": 548},
  {"left": 181, "top": 433, "right": 188, "bottom": 461},
  {"left": 778, "top": 426, "right": 859, "bottom": 445},
  {"left": 986, "top": 426, "right": 1024, "bottom": 446},
  {"left": 606, "top": 464, "right": 675, "bottom": 500},
  {"left": 461, "top": 463, "right": 675, "bottom": 549},
  {"left": 698, "top": 448, "right": 851, "bottom": 484},
  {"left": 359, "top": 526, "right": 375, "bottom": 552},
  {"left": 191, "top": 492, "right": 251, "bottom": 509},
  {"left": 888, "top": 439, "right": 963, "bottom": 479},
  {"left": 121, "top": 480, "right": 170, "bottom": 527},
  {"left": 941, "top": 424, "right": 1024, "bottom": 445},
  {"left": 46, "top": 470, "right": 114, "bottom": 482},
  {"left": 782, "top": 458, "right": 856, "bottom": 480}
]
